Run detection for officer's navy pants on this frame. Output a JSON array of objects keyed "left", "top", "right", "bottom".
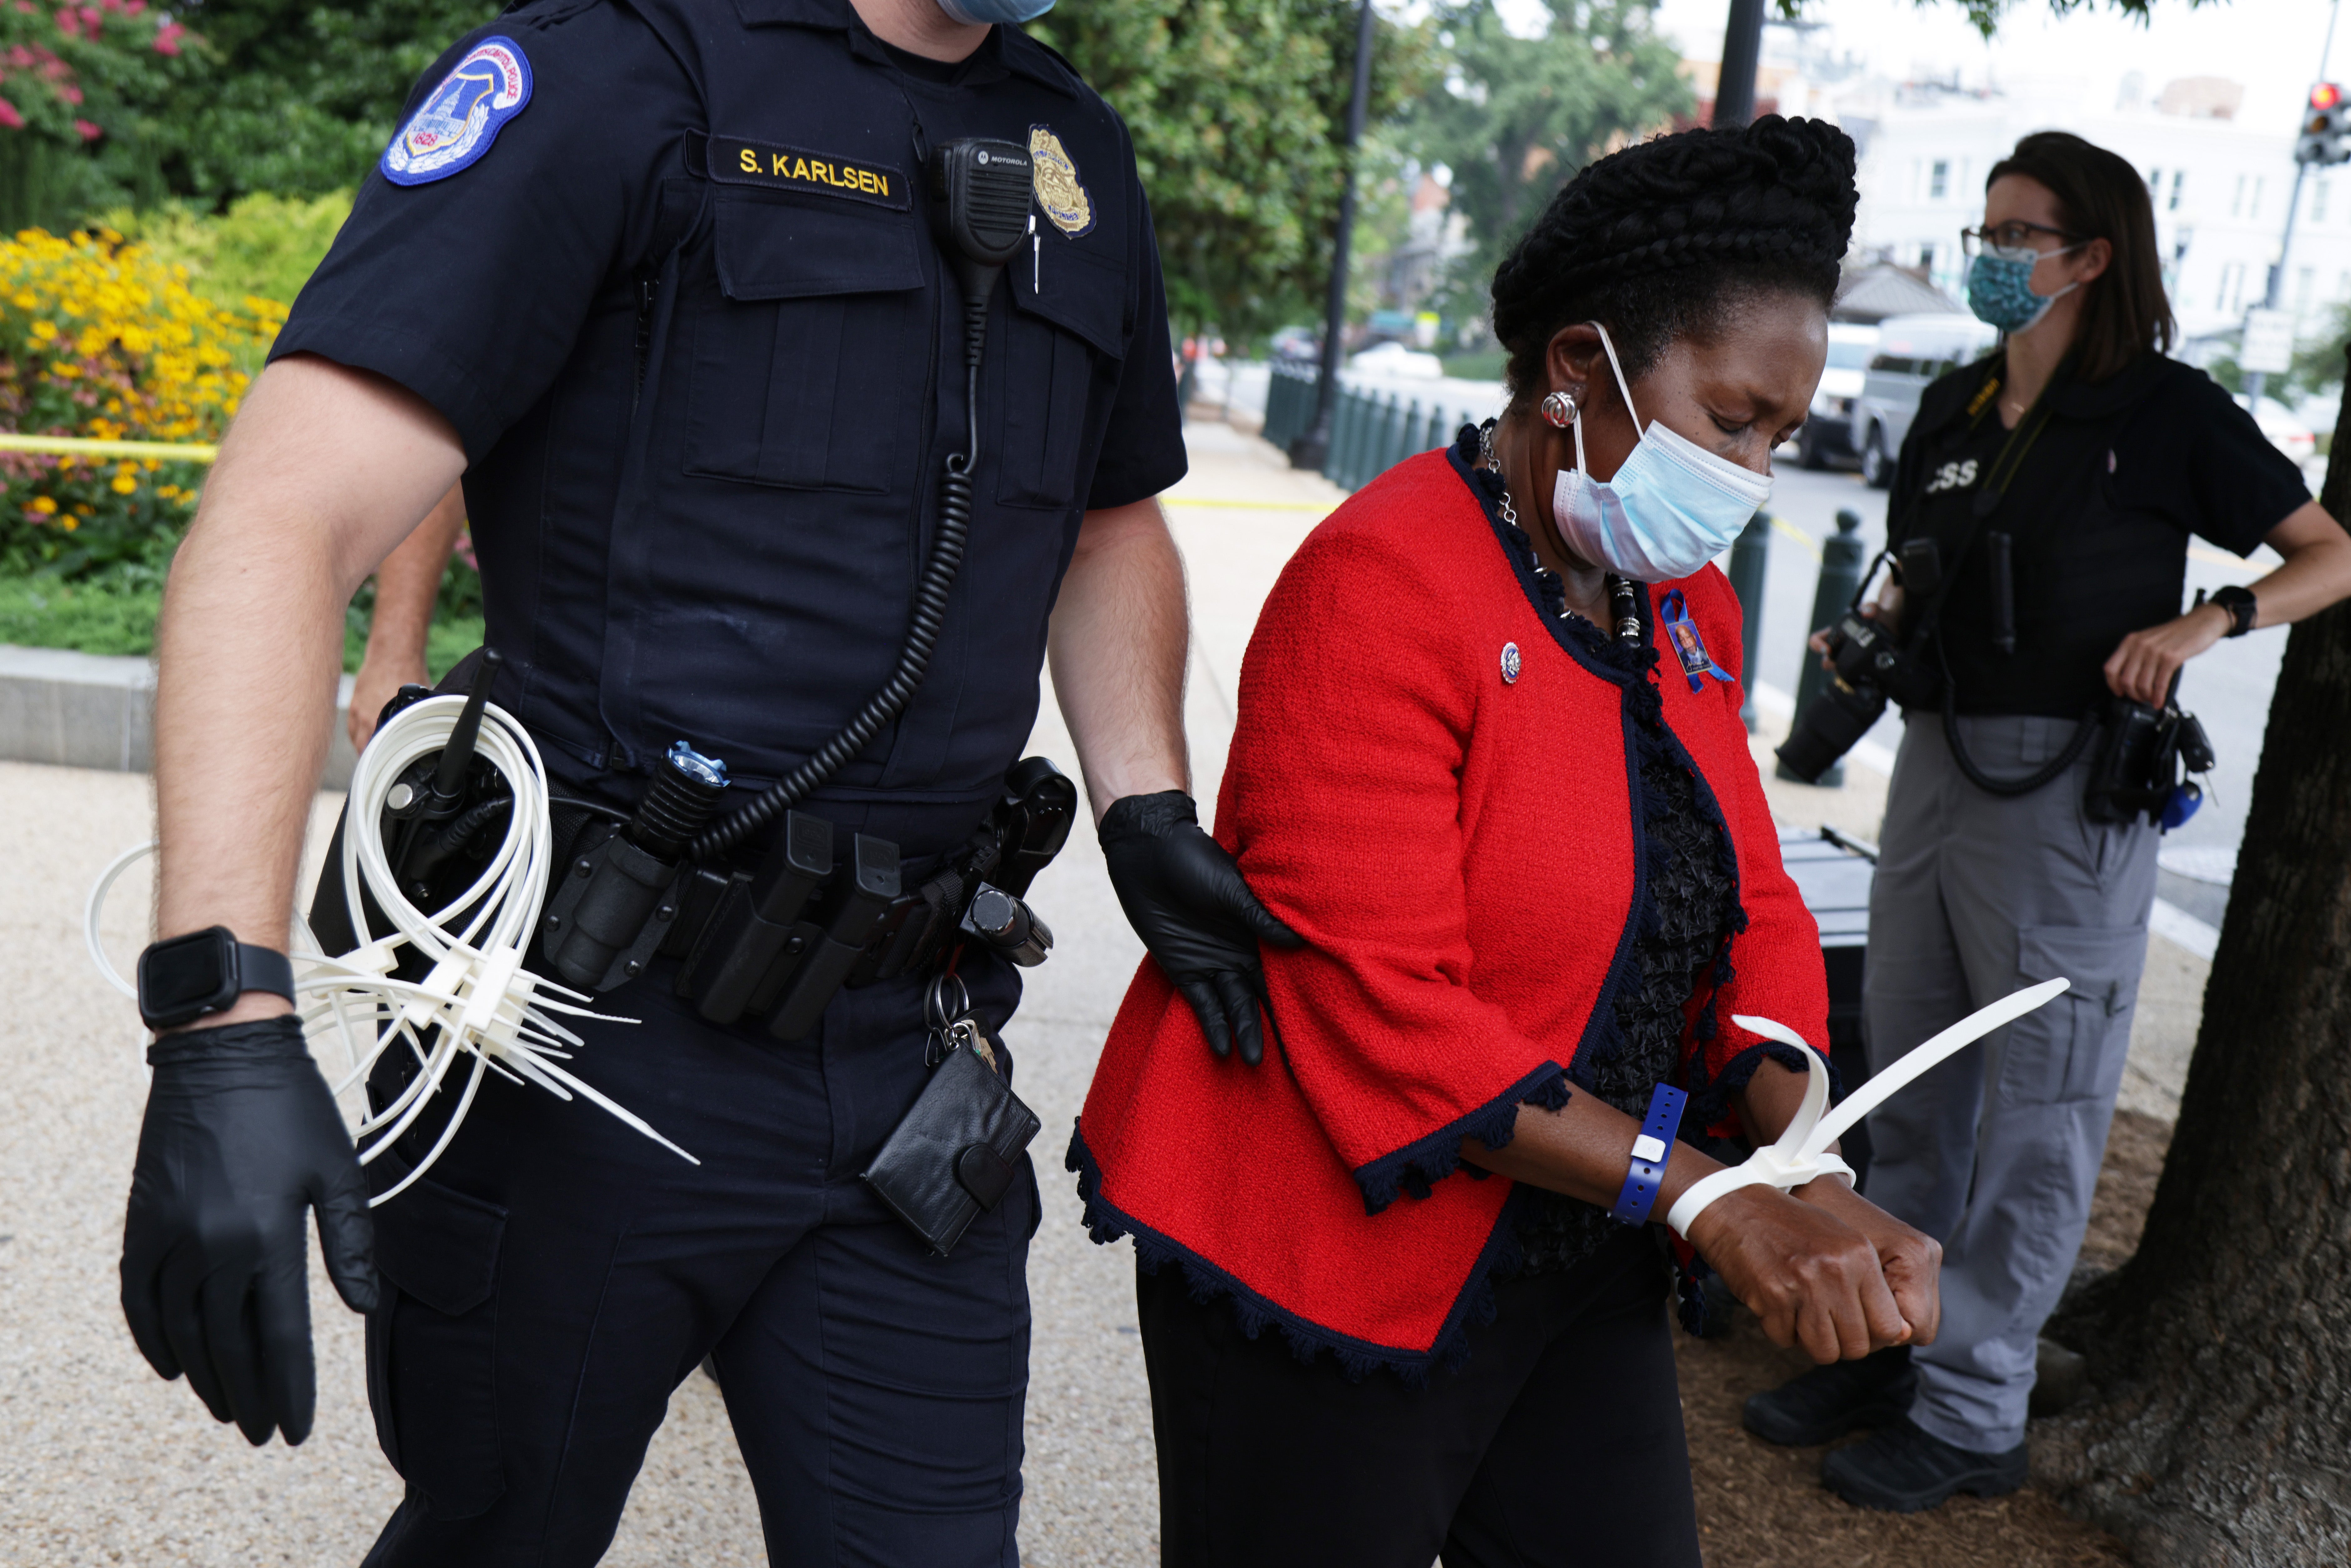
[{"left": 357, "top": 958, "right": 1034, "bottom": 1568}]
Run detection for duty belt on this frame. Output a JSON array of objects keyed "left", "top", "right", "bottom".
[{"left": 537, "top": 754, "right": 1075, "bottom": 1039}]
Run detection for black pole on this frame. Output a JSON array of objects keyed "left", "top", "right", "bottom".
[
  {"left": 1713, "top": 0, "right": 1766, "bottom": 128},
  {"left": 1290, "top": 0, "right": 1377, "bottom": 472}
]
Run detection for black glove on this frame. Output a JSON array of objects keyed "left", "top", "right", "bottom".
[
  {"left": 121, "top": 1014, "right": 377, "bottom": 1446},
  {"left": 1099, "top": 791, "right": 1304, "bottom": 1066}
]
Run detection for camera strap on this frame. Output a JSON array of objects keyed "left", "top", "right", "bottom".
[{"left": 1909, "top": 359, "right": 2101, "bottom": 797}]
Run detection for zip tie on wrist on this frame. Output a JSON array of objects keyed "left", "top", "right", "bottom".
[
  {"left": 87, "top": 694, "right": 698, "bottom": 1207},
  {"left": 1664, "top": 978, "right": 2071, "bottom": 1240}
]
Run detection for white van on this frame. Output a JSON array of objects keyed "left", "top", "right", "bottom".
[
  {"left": 1853, "top": 313, "right": 1999, "bottom": 488},
  {"left": 1796, "top": 321, "right": 1882, "bottom": 469}
]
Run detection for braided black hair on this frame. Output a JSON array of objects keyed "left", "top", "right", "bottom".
[{"left": 1491, "top": 116, "right": 1858, "bottom": 398}]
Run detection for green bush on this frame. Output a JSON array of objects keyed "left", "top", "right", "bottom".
[{"left": 103, "top": 190, "right": 353, "bottom": 314}]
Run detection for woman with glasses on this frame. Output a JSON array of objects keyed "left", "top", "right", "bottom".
[{"left": 1751, "top": 130, "right": 2351, "bottom": 1511}]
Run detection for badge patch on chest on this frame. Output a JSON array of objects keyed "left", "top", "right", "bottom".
[
  {"left": 1658, "top": 590, "right": 1735, "bottom": 694},
  {"left": 707, "top": 136, "right": 909, "bottom": 210},
  {"left": 1028, "top": 125, "right": 1093, "bottom": 237},
  {"left": 381, "top": 37, "right": 532, "bottom": 187}
]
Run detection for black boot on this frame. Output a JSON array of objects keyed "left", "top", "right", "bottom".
[
  {"left": 1821, "top": 1416, "right": 2028, "bottom": 1512},
  {"left": 1742, "top": 1345, "right": 1914, "bottom": 1446}
]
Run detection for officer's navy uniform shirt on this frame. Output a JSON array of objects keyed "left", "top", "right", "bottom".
[
  {"left": 276, "top": 0, "right": 1185, "bottom": 842},
  {"left": 1889, "top": 349, "right": 2310, "bottom": 718}
]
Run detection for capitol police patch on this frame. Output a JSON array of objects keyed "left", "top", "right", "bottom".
[
  {"left": 382, "top": 37, "right": 533, "bottom": 186},
  {"left": 1028, "top": 125, "right": 1093, "bottom": 238}
]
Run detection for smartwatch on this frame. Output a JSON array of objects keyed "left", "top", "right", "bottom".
[
  {"left": 136, "top": 926, "right": 297, "bottom": 1031},
  {"left": 2209, "top": 584, "right": 2256, "bottom": 638}
]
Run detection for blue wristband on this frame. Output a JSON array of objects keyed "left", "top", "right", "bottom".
[{"left": 1609, "top": 1082, "right": 1688, "bottom": 1226}]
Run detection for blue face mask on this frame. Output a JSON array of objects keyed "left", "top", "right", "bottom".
[
  {"left": 937, "top": 0, "right": 1057, "bottom": 21},
  {"left": 1966, "top": 240, "right": 2084, "bottom": 333},
  {"left": 1549, "top": 323, "right": 1773, "bottom": 584}
]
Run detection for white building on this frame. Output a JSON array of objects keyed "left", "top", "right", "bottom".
[{"left": 1785, "top": 69, "right": 2348, "bottom": 346}]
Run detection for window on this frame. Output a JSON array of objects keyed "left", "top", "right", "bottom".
[
  {"left": 2216, "top": 261, "right": 2245, "bottom": 312},
  {"left": 1930, "top": 159, "right": 1949, "bottom": 200},
  {"left": 1918, "top": 242, "right": 1937, "bottom": 274},
  {"left": 2147, "top": 166, "right": 2162, "bottom": 192},
  {"left": 2169, "top": 171, "right": 2184, "bottom": 211},
  {"left": 2317, "top": 178, "right": 2333, "bottom": 225},
  {"left": 1825, "top": 342, "right": 1875, "bottom": 370},
  {"left": 2232, "top": 174, "right": 2247, "bottom": 218},
  {"left": 2252, "top": 177, "right": 2264, "bottom": 220},
  {"left": 2297, "top": 267, "right": 2314, "bottom": 315}
]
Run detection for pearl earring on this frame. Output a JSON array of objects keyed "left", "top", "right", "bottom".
[{"left": 1540, "top": 390, "right": 1579, "bottom": 428}]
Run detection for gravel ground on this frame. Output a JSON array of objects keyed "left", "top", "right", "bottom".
[{"left": 0, "top": 421, "right": 2201, "bottom": 1565}]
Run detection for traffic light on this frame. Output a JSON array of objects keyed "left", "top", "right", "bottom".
[{"left": 2298, "top": 83, "right": 2349, "bottom": 166}]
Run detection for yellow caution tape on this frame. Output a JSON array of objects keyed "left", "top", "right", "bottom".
[{"left": 0, "top": 433, "right": 219, "bottom": 462}]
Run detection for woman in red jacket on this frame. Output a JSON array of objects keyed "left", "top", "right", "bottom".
[{"left": 1074, "top": 118, "right": 1942, "bottom": 1566}]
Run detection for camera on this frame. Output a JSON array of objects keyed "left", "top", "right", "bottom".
[{"left": 1777, "top": 611, "right": 1920, "bottom": 784}]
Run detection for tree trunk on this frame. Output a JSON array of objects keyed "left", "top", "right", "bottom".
[{"left": 2040, "top": 350, "right": 2351, "bottom": 1564}]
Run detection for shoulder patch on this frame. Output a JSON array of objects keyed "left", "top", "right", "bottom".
[
  {"left": 1028, "top": 125, "right": 1094, "bottom": 238},
  {"left": 382, "top": 37, "right": 534, "bottom": 187}
]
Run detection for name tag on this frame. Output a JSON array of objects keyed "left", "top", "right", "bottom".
[{"left": 709, "top": 136, "right": 908, "bottom": 211}]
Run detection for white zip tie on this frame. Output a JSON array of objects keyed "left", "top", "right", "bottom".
[
  {"left": 1665, "top": 977, "right": 2071, "bottom": 1238},
  {"left": 85, "top": 693, "right": 698, "bottom": 1206}
]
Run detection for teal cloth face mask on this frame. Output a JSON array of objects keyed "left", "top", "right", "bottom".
[
  {"left": 1966, "top": 241, "right": 2084, "bottom": 333},
  {"left": 1550, "top": 323, "right": 1773, "bottom": 584},
  {"left": 937, "top": 0, "right": 1057, "bottom": 21}
]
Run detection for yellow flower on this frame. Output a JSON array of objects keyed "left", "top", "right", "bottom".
[
  {"left": 110, "top": 474, "right": 137, "bottom": 494},
  {"left": 60, "top": 516, "right": 77, "bottom": 530},
  {"left": 28, "top": 494, "right": 55, "bottom": 514}
]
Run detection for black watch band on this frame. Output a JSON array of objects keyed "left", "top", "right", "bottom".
[
  {"left": 136, "top": 926, "right": 298, "bottom": 1031},
  {"left": 2210, "top": 585, "right": 2257, "bottom": 638}
]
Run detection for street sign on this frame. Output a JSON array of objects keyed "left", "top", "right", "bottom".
[{"left": 2240, "top": 308, "right": 2295, "bottom": 376}]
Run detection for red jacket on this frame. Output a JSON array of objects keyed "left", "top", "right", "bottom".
[{"left": 1072, "top": 445, "right": 1830, "bottom": 1379}]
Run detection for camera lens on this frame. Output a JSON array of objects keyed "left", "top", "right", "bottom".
[{"left": 1776, "top": 679, "right": 1889, "bottom": 783}]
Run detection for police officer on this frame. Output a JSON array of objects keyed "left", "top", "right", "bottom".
[
  {"left": 118, "top": 0, "right": 1295, "bottom": 1561},
  {"left": 1748, "top": 132, "right": 2351, "bottom": 1509}
]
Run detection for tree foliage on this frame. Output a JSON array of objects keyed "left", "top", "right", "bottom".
[
  {"left": 152, "top": 0, "right": 496, "bottom": 199},
  {"left": 1405, "top": 1, "right": 1690, "bottom": 313},
  {"left": 1029, "top": 0, "right": 1433, "bottom": 339},
  {"left": 1776, "top": 0, "right": 2225, "bottom": 42}
]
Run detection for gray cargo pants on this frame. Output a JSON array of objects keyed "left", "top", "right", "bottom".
[{"left": 1862, "top": 711, "right": 2157, "bottom": 1454}]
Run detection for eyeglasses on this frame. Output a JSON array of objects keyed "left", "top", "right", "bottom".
[{"left": 1961, "top": 221, "right": 2082, "bottom": 256}]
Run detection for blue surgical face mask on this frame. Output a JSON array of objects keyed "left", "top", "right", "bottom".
[
  {"left": 1549, "top": 323, "right": 1773, "bottom": 584},
  {"left": 1966, "top": 240, "right": 2084, "bottom": 333},
  {"left": 937, "top": 0, "right": 1056, "bottom": 21}
]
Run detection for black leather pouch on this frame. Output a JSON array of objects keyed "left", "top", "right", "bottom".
[{"left": 863, "top": 1025, "right": 1041, "bottom": 1256}]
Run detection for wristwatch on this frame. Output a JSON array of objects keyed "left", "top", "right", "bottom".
[
  {"left": 136, "top": 926, "right": 297, "bottom": 1031},
  {"left": 2209, "top": 584, "right": 2257, "bottom": 638}
]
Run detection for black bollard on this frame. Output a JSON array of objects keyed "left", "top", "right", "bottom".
[
  {"left": 1725, "top": 510, "right": 1771, "bottom": 732},
  {"left": 1776, "top": 508, "right": 1867, "bottom": 787}
]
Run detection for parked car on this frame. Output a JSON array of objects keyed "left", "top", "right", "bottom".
[
  {"left": 1349, "top": 340, "right": 1444, "bottom": 378},
  {"left": 2235, "top": 393, "right": 2317, "bottom": 468},
  {"left": 1796, "top": 322, "right": 1883, "bottom": 468},
  {"left": 1853, "top": 313, "right": 1999, "bottom": 488},
  {"left": 1269, "top": 325, "right": 1321, "bottom": 362}
]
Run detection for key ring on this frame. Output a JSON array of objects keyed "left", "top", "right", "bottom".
[{"left": 924, "top": 971, "right": 972, "bottom": 1034}]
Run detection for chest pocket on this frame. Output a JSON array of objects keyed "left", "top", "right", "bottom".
[
  {"left": 684, "top": 190, "right": 927, "bottom": 493},
  {"left": 997, "top": 240, "right": 1126, "bottom": 509}
]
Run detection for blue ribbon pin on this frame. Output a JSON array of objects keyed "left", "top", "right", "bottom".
[{"left": 1658, "top": 590, "right": 1736, "bottom": 694}]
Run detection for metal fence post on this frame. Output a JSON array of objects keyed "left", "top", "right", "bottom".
[
  {"left": 1334, "top": 385, "right": 1362, "bottom": 489},
  {"left": 1775, "top": 507, "right": 1867, "bottom": 787},
  {"left": 1726, "top": 510, "right": 1771, "bottom": 732}
]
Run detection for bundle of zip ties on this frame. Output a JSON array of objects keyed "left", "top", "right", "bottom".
[{"left": 87, "top": 693, "right": 696, "bottom": 1206}]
